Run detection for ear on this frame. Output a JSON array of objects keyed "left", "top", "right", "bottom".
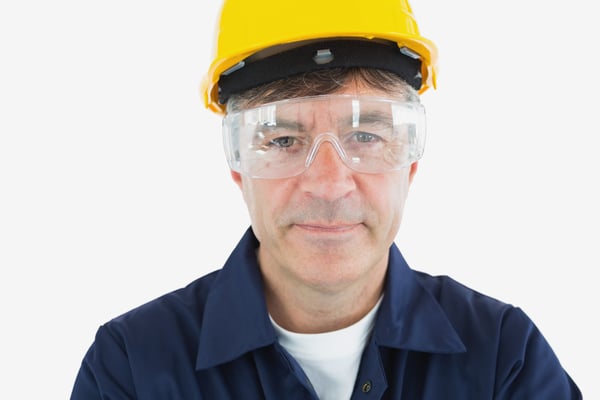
[
  {"left": 230, "top": 170, "right": 243, "bottom": 189},
  {"left": 408, "top": 162, "right": 418, "bottom": 184}
]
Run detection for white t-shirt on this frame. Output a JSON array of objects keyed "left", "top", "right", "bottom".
[{"left": 270, "top": 297, "right": 382, "bottom": 400}]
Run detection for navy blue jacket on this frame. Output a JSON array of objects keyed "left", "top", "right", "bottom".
[{"left": 71, "top": 228, "right": 581, "bottom": 399}]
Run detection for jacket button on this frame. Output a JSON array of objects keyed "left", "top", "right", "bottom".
[{"left": 361, "top": 380, "right": 372, "bottom": 393}]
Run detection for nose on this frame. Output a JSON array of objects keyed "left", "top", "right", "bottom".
[{"left": 298, "top": 138, "right": 356, "bottom": 201}]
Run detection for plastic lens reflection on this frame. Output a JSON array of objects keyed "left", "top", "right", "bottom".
[{"left": 223, "top": 95, "right": 426, "bottom": 179}]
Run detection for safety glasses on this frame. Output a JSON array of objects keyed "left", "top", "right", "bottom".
[{"left": 222, "top": 94, "right": 426, "bottom": 179}]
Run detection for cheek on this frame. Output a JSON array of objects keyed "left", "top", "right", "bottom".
[
  {"left": 367, "top": 172, "right": 411, "bottom": 226},
  {"left": 393, "top": 175, "right": 411, "bottom": 216},
  {"left": 240, "top": 178, "right": 292, "bottom": 231},
  {"left": 240, "top": 178, "right": 262, "bottom": 222}
]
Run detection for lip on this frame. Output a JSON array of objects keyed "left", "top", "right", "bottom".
[{"left": 294, "top": 223, "right": 361, "bottom": 233}]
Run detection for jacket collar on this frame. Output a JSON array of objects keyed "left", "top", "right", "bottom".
[
  {"left": 196, "top": 228, "right": 277, "bottom": 370},
  {"left": 196, "top": 228, "right": 464, "bottom": 370},
  {"left": 373, "top": 245, "right": 466, "bottom": 353}
]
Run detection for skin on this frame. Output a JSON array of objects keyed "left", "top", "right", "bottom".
[{"left": 231, "top": 82, "right": 418, "bottom": 333}]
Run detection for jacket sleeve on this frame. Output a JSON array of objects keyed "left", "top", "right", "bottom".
[
  {"left": 494, "top": 307, "right": 582, "bottom": 400},
  {"left": 70, "top": 325, "right": 137, "bottom": 400}
]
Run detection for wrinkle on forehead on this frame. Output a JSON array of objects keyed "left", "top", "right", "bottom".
[
  {"left": 272, "top": 94, "right": 395, "bottom": 136},
  {"left": 292, "top": 99, "right": 340, "bottom": 133}
]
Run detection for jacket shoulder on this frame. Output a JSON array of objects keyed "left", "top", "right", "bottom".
[{"left": 107, "top": 269, "right": 221, "bottom": 335}]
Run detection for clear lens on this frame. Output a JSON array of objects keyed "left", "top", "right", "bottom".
[{"left": 223, "top": 95, "right": 426, "bottom": 179}]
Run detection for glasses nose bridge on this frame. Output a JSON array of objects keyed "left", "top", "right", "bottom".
[{"left": 304, "top": 132, "right": 348, "bottom": 169}]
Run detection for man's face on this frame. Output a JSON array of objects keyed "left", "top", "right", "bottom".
[{"left": 231, "top": 83, "right": 418, "bottom": 292}]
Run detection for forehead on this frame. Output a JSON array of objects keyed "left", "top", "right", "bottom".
[
  {"left": 274, "top": 95, "right": 392, "bottom": 118},
  {"left": 260, "top": 82, "right": 403, "bottom": 113},
  {"left": 251, "top": 96, "right": 399, "bottom": 136}
]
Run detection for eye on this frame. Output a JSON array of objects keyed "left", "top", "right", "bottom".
[
  {"left": 269, "top": 136, "right": 296, "bottom": 148},
  {"left": 352, "top": 131, "right": 381, "bottom": 143}
]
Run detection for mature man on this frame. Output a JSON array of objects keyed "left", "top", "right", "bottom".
[{"left": 71, "top": 0, "right": 582, "bottom": 398}]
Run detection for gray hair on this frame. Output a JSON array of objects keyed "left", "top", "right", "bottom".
[{"left": 226, "top": 67, "right": 419, "bottom": 113}]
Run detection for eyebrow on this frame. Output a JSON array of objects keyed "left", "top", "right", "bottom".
[
  {"left": 259, "top": 118, "right": 307, "bottom": 132},
  {"left": 339, "top": 110, "right": 394, "bottom": 128}
]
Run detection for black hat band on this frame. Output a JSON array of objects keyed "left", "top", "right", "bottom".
[{"left": 218, "top": 39, "right": 423, "bottom": 104}]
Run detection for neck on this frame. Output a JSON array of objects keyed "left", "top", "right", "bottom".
[{"left": 261, "top": 259, "right": 386, "bottom": 334}]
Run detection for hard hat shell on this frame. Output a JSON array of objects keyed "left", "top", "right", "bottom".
[{"left": 201, "top": 0, "right": 438, "bottom": 114}]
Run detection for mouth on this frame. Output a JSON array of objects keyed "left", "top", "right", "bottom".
[{"left": 293, "top": 223, "right": 361, "bottom": 233}]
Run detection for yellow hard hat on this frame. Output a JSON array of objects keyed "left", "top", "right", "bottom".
[{"left": 201, "top": 0, "right": 438, "bottom": 114}]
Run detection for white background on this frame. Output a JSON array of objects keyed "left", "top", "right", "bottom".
[{"left": 1, "top": 0, "right": 597, "bottom": 398}]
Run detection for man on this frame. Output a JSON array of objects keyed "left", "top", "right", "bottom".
[{"left": 71, "top": 0, "right": 582, "bottom": 398}]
